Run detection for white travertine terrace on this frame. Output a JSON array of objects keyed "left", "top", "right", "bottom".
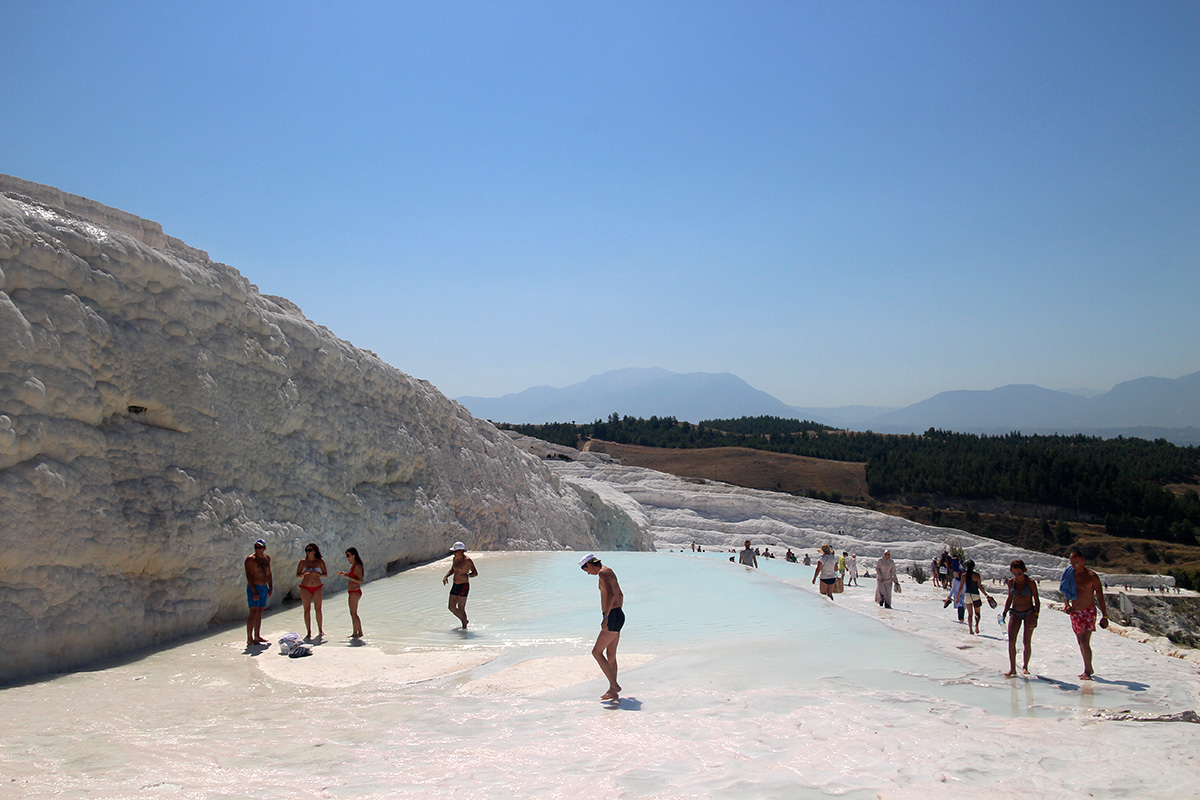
[{"left": 0, "top": 175, "right": 650, "bottom": 684}]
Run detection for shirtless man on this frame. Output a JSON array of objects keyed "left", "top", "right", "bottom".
[
  {"left": 1064, "top": 548, "right": 1108, "bottom": 680},
  {"left": 244, "top": 539, "right": 273, "bottom": 646},
  {"left": 442, "top": 541, "right": 478, "bottom": 629},
  {"left": 580, "top": 553, "right": 625, "bottom": 701}
]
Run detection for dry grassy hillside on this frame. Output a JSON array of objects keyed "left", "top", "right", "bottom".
[
  {"left": 583, "top": 439, "right": 1200, "bottom": 576},
  {"left": 582, "top": 441, "right": 869, "bottom": 498}
]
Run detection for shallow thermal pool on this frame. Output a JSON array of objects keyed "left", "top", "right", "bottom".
[{"left": 1, "top": 551, "right": 1193, "bottom": 799}]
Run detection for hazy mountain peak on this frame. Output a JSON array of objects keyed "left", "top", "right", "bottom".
[{"left": 456, "top": 368, "right": 1200, "bottom": 444}]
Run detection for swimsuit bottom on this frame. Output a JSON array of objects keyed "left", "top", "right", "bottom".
[
  {"left": 300, "top": 583, "right": 323, "bottom": 595},
  {"left": 1070, "top": 606, "right": 1097, "bottom": 634},
  {"left": 821, "top": 577, "right": 838, "bottom": 585},
  {"left": 1010, "top": 608, "right": 1037, "bottom": 621},
  {"left": 449, "top": 582, "right": 470, "bottom": 598},
  {"left": 347, "top": 588, "right": 362, "bottom": 596},
  {"left": 606, "top": 607, "right": 626, "bottom": 633},
  {"left": 247, "top": 584, "right": 269, "bottom": 608}
]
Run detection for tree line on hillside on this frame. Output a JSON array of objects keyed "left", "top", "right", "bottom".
[{"left": 498, "top": 415, "right": 1200, "bottom": 547}]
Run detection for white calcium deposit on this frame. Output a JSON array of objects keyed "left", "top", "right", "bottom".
[
  {"left": 0, "top": 175, "right": 651, "bottom": 684},
  {"left": 523, "top": 437, "right": 1071, "bottom": 582}
]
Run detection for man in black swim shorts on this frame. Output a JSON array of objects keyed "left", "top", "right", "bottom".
[
  {"left": 580, "top": 553, "right": 626, "bottom": 701},
  {"left": 443, "top": 542, "right": 478, "bottom": 629}
]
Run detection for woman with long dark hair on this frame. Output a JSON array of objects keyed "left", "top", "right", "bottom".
[
  {"left": 955, "top": 559, "right": 990, "bottom": 634},
  {"left": 296, "top": 542, "right": 327, "bottom": 639},
  {"left": 1002, "top": 559, "right": 1040, "bottom": 676},
  {"left": 337, "top": 547, "right": 364, "bottom": 638}
]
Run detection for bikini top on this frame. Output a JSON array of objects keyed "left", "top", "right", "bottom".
[{"left": 1008, "top": 576, "right": 1034, "bottom": 597}]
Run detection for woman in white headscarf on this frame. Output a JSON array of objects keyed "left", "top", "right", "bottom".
[{"left": 875, "top": 550, "right": 900, "bottom": 609}]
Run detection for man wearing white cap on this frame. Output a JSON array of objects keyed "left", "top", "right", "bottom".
[
  {"left": 579, "top": 553, "right": 625, "bottom": 701},
  {"left": 443, "top": 542, "right": 478, "bottom": 629},
  {"left": 244, "top": 539, "right": 272, "bottom": 646}
]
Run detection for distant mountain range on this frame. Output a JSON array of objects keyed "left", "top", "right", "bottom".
[
  {"left": 456, "top": 367, "right": 1200, "bottom": 446},
  {"left": 456, "top": 368, "right": 798, "bottom": 426}
]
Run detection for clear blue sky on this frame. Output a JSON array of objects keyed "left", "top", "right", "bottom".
[{"left": 3, "top": 1, "right": 1197, "bottom": 408}]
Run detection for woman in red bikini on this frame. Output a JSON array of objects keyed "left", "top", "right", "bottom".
[
  {"left": 337, "top": 547, "right": 365, "bottom": 638},
  {"left": 296, "top": 543, "right": 327, "bottom": 639}
]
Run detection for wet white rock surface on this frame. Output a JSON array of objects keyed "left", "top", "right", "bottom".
[{"left": 0, "top": 177, "right": 649, "bottom": 683}]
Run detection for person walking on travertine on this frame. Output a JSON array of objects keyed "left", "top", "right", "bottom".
[
  {"left": 443, "top": 541, "right": 478, "bottom": 629},
  {"left": 874, "top": 550, "right": 899, "bottom": 609},
  {"left": 1064, "top": 548, "right": 1109, "bottom": 680},
  {"left": 580, "top": 554, "right": 625, "bottom": 701},
  {"left": 955, "top": 560, "right": 990, "bottom": 635},
  {"left": 1002, "top": 559, "right": 1040, "bottom": 677},
  {"left": 244, "top": 538, "right": 272, "bottom": 646},
  {"left": 813, "top": 544, "right": 839, "bottom": 600}
]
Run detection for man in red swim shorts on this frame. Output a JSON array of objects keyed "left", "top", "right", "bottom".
[{"left": 1065, "top": 548, "right": 1108, "bottom": 680}]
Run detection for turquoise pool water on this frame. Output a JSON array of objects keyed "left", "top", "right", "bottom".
[{"left": 2, "top": 550, "right": 1190, "bottom": 799}]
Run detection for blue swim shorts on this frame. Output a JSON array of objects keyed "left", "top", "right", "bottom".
[{"left": 247, "top": 584, "right": 269, "bottom": 608}]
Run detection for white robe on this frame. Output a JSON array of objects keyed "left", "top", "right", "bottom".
[{"left": 875, "top": 557, "right": 898, "bottom": 606}]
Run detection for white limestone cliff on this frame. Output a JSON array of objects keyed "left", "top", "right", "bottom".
[{"left": 0, "top": 175, "right": 651, "bottom": 684}]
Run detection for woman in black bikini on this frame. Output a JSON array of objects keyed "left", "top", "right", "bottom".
[
  {"left": 337, "top": 548, "right": 364, "bottom": 638},
  {"left": 1002, "top": 559, "right": 1040, "bottom": 676},
  {"left": 296, "top": 543, "right": 327, "bottom": 639}
]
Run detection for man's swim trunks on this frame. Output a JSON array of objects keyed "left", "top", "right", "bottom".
[
  {"left": 606, "top": 607, "right": 625, "bottom": 633},
  {"left": 247, "top": 584, "right": 269, "bottom": 608},
  {"left": 449, "top": 582, "right": 470, "bottom": 598},
  {"left": 1070, "top": 606, "right": 1097, "bottom": 634}
]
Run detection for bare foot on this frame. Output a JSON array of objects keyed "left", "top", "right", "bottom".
[
  {"left": 1004, "top": 670, "right": 1017, "bottom": 677},
  {"left": 1022, "top": 667, "right": 1030, "bottom": 674},
  {"left": 254, "top": 637, "right": 270, "bottom": 644},
  {"left": 1079, "top": 673, "right": 1093, "bottom": 680},
  {"left": 601, "top": 690, "right": 620, "bottom": 701}
]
